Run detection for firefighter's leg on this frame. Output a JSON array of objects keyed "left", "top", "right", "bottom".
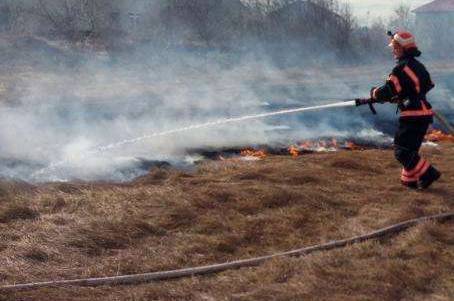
[
  {"left": 394, "top": 145, "right": 419, "bottom": 189},
  {"left": 393, "top": 121, "right": 440, "bottom": 189},
  {"left": 407, "top": 122, "right": 442, "bottom": 189}
]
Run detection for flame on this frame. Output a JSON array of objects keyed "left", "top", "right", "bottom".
[
  {"left": 296, "top": 139, "right": 340, "bottom": 152},
  {"left": 227, "top": 137, "right": 369, "bottom": 162},
  {"left": 344, "top": 141, "right": 360, "bottom": 150},
  {"left": 300, "top": 141, "right": 313, "bottom": 150},
  {"left": 286, "top": 139, "right": 346, "bottom": 157},
  {"left": 240, "top": 149, "right": 267, "bottom": 159},
  {"left": 425, "top": 129, "right": 454, "bottom": 143},
  {"left": 289, "top": 145, "right": 300, "bottom": 157}
]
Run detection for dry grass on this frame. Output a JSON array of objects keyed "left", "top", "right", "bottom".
[{"left": 0, "top": 143, "right": 453, "bottom": 301}]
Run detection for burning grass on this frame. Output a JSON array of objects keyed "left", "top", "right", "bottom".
[
  {"left": 0, "top": 143, "right": 453, "bottom": 300},
  {"left": 426, "top": 129, "right": 454, "bottom": 143}
]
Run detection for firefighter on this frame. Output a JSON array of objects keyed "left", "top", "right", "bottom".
[{"left": 370, "top": 31, "right": 441, "bottom": 189}]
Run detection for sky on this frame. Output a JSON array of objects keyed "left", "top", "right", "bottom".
[{"left": 344, "top": 0, "right": 434, "bottom": 24}]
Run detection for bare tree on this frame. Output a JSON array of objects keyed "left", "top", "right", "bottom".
[
  {"left": 33, "top": 0, "right": 119, "bottom": 41},
  {"left": 333, "top": 3, "right": 356, "bottom": 53},
  {"left": 389, "top": 3, "right": 413, "bottom": 31},
  {"left": 0, "top": 0, "right": 11, "bottom": 31},
  {"left": 161, "top": 0, "right": 248, "bottom": 48}
]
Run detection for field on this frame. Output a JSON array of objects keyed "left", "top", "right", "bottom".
[{"left": 0, "top": 142, "right": 453, "bottom": 301}]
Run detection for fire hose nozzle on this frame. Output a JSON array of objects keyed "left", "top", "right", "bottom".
[
  {"left": 355, "top": 98, "right": 370, "bottom": 106},
  {"left": 355, "top": 98, "right": 378, "bottom": 115}
]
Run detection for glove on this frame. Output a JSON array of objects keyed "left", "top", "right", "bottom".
[
  {"left": 370, "top": 87, "right": 378, "bottom": 100},
  {"left": 370, "top": 87, "right": 386, "bottom": 104},
  {"left": 389, "top": 96, "right": 402, "bottom": 104}
]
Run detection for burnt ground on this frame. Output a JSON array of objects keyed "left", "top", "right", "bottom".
[{"left": 0, "top": 143, "right": 453, "bottom": 301}]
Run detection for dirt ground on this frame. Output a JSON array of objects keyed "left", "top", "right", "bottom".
[{"left": 0, "top": 143, "right": 453, "bottom": 301}]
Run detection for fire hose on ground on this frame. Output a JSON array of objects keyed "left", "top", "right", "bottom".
[{"left": 0, "top": 212, "right": 452, "bottom": 293}]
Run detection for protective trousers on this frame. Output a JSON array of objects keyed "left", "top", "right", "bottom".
[{"left": 394, "top": 120, "right": 434, "bottom": 187}]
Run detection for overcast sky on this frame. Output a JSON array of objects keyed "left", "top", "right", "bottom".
[{"left": 344, "top": 0, "right": 434, "bottom": 24}]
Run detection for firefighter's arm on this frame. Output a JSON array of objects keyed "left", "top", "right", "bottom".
[
  {"left": 371, "top": 69, "right": 403, "bottom": 103},
  {"left": 370, "top": 84, "right": 393, "bottom": 103}
]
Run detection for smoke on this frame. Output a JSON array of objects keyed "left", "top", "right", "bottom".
[
  {"left": 1, "top": 51, "right": 451, "bottom": 183},
  {"left": 0, "top": 48, "right": 381, "bottom": 182},
  {"left": 0, "top": 1, "right": 452, "bottom": 182}
]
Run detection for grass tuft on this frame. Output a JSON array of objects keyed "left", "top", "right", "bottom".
[
  {"left": 22, "top": 248, "right": 50, "bottom": 262},
  {"left": 0, "top": 203, "right": 40, "bottom": 223}
]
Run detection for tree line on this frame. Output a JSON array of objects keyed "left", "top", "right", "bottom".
[{"left": 0, "top": 0, "right": 413, "bottom": 62}]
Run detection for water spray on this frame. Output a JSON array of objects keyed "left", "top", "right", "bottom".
[{"left": 33, "top": 99, "right": 375, "bottom": 179}]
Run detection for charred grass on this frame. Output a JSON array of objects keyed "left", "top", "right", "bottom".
[{"left": 1, "top": 144, "right": 453, "bottom": 300}]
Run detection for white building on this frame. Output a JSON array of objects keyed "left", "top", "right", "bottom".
[{"left": 413, "top": 0, "right": 454, "bottom": 56}]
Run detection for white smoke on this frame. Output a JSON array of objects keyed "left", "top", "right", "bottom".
[{"left": 0, "top": 51, "right": 386, "bottom": 182}]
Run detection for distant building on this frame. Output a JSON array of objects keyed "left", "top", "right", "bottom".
[{"left": 413, "top": 0, "right": 454, "bottom": 55}]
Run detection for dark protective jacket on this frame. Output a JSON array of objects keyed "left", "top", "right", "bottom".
[{"left": 372, "top": 55, "right": 434, "bottom": 122}]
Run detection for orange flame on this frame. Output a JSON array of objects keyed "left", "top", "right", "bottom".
[
  {"left": 296, "top": 139, "right": 340, "bottom": 152},
  {"left": 300, "top": 141, "right": 313, "bottom": 150},
  {"left": 425, "top": 129, "right": 454, "bottom": 143},
  {"left": 289, "top": 145, "right": 300, "bottom": 157},
  {"left": 240, "top": 149, "right": 267, "bottom": 159},
  {"left": 344, "top": 141, "right": 360, "bottom": 150},
  {"left": 235, "top": 137, "right": 367, "bottom": 162}
]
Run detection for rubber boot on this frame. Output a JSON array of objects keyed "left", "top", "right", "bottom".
[
  {"left": 418, "top": 166, "right": 441, "bottom": 190},
  {"left": 401, "top": 180, "right": 418, "bottom": 190}
]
